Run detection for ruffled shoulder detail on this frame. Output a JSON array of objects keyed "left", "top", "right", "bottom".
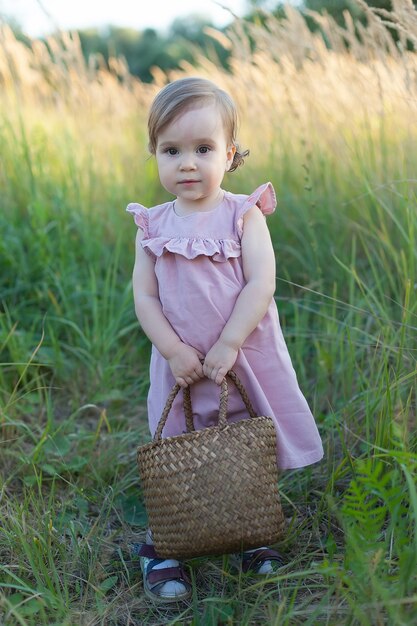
[
  {"left": 236, "top": 182, "right": 277, "bottom": 236},
  {"left": 126, "top": 202, "right": 149, "bottom": 237},
  {"left": 142, "top": 236, "right": 241, "bottom": 263}
]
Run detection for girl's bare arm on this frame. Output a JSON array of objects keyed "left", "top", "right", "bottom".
[
  {"left": 132, "top": 229, "right": 204, "bottom": 387},
  {"left": 203, "top": 205, "right": 276, "bottom": 384}
]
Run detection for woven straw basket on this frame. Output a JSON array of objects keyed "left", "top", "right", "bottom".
[{"left": 137, "top": 370, "right": 285, "bottom": 559}]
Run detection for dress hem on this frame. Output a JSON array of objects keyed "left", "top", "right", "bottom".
[{"left": 278, "top": 449, "right": 324, "bottom": 470}]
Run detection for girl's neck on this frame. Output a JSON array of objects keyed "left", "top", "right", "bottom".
[{"left": 173, "top": 189, "right": 225, "bottom": 217}]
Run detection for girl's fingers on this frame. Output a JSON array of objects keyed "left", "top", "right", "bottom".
[
  {"left": 184, "top": 370, "right": 201, "bottom": 384},
  {"left": 194, "top": 363, "right": 204, "bottom": 376},
  {"left": 214, "top": 368, "right": 227, "bottom": 385},
  {"left": 203, "top": 366, "right": 223, "bottom": 385},
  {"left": 203, "top": 366, "right": 214, "bottom": 379}
]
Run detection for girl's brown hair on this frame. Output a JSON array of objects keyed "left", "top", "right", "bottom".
[{"left": 147, "top": 77, "right": 249, "bottom": 172}]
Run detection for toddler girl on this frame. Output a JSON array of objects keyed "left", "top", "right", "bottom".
[{"left": 127, "top": 77, "right": 323, "bottom": 603}]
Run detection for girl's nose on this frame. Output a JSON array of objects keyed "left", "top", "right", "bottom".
[{"left": 179, "top": 154, "right": 197, "bottom": 170}]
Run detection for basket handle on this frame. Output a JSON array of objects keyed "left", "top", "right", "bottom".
[{"left": 153, "top": 369, "right": 257, "bottom": 442}]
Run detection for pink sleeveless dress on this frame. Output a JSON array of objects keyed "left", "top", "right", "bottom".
[{"left": 127, "top": 183, "right": 323, "bottom": 469}]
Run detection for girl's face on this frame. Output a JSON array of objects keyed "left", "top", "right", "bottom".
[{"left": 155, "top": 103, "right": 236, "bottom": 213}]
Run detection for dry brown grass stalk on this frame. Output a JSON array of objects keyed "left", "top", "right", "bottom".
[{"left": 0, "top": 0, "right": 416, "bottom": 181}]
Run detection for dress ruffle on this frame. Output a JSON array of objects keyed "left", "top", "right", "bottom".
[
  {"left": 236, "top": 182, "right": 277, "bottom": 236},
  {"left": 243, "top": 182, "right": 276, "bottom": 215},
  {"left": 126, "top": 203, "right": 149, "bottom": 236},
  {"left": 126, "top": 183, "right": 277, "bottom": 261},
  {"left": 142, "top": 236, "right": 241, "bottom": 262}
]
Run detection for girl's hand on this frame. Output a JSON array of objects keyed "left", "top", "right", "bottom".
[
  {"left": 203, "top": 341, "right": 238, "bottom": 385},
  {"left": 168, "top": 343, "right": 205, "bottom": 388}
]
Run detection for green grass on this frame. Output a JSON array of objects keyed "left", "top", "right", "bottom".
[{"left": 1, "top": 13, "right": 417, "bottom": 625}]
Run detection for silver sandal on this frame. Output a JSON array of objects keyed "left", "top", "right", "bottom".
[
  {"left": 132, "top": 543, "right": 192, "bottom": 604},
  {"left": 232, "top": 547, "right": 285, "bottom": 576}
]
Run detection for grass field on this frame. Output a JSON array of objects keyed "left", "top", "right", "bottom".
[{"left": 1, "top": 1, "right": 417, "bottom": 624}]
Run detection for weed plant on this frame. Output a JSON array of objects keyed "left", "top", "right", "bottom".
[{"left": 0, "top": 1, "right": 416, "bottom": 624}]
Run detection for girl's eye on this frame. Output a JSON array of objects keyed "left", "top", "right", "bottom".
[
  {"left": 166, "top": 148, "right": 178, "bottom": 155},
  {"left": 197, "top": 146, "right": 211, "bottom": 154}
]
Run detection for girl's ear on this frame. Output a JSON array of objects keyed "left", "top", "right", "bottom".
[{"left": 225, "top": 144, "right": 237, "bottom": 171}]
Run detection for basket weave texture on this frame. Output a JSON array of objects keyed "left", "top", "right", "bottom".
[{"left": 137, "top": 370, "right": 285, "bottom": 559}]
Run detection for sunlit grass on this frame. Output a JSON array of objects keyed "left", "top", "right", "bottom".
[{"left": 1, "top": 1, "right": 417, "bottom": 623}]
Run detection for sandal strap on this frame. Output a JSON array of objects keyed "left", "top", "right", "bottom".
[
  {"left": 241, "top": 548, "right": 284, "bottom": 573},
  {"left": 132, "top": 543, "right": 160, "bottom": 559},
  {"left": 132, "top": 543, "right": 191, "bottom": 590},
  {"left": 148, "top": 565, "right": 190, "bottom": 587}
]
